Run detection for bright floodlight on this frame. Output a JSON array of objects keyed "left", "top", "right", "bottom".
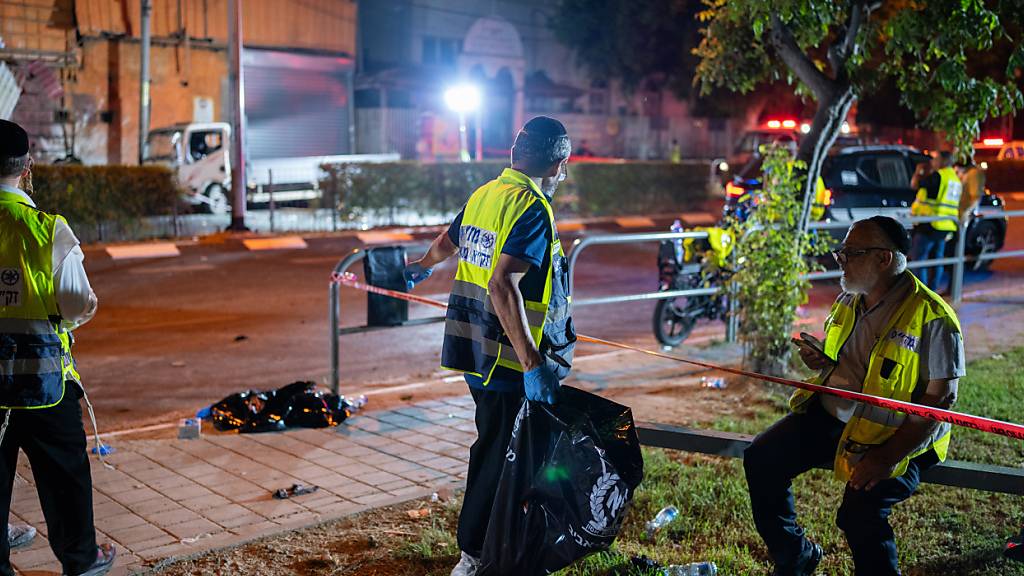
[
  {"left": 445, "top": 84, "right": 481, "bottom": 113},
  {"left": 841, "top": 121, "right": 851, "bottom": 134},
  {"left": 800, "top": 123, "right": 811, "bottom": 134}
]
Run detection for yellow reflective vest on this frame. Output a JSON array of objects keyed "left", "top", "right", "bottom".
[
  {"left": 441, "top": 168, "right": 575, "bottom": 385},
  {"left": 911, "top": 166, "right": 961, "bottom": 232},
  {"left": 682, "top": 226, "right": 734, "bottom": 268},
  {"left": 0, "top": 189, "right": 81, "bottom": 409},
  {"left": 789, "top": 272, "right": 961, "bottom": 481}
]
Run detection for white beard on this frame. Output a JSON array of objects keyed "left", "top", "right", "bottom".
[{"left": 840, "top": 274, "right": 871, "bottom": 295}]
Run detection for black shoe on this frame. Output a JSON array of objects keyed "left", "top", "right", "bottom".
[{"left": 772, "top": 542, "right": 823, "bottom": 576}]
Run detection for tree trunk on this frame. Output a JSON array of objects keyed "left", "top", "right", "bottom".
[{"left": 796, "top": 85, "right": 856, "bottom": 233}]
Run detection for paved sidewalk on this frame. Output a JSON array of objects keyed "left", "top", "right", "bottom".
[{"left": 9, "top": 397, "right": 477, "bottom": 575}]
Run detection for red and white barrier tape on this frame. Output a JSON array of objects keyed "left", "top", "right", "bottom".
[{"left": 331, "top": 272, "right": 1024, "bottom": 441}]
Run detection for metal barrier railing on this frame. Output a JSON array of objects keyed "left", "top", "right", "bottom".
[{"left": 328, "top": 244, "right": 442, "bottom": 393}]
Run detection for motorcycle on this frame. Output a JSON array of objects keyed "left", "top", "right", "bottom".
[{"left": 652, "top": 226, "right": 735, "bottom": 348}]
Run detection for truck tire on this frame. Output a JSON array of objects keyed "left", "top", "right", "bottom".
[{"left": 205, "top": 184, "right": 230, "bottom": 215}]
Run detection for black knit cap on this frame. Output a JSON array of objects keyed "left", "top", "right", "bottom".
[
  {"left": 0, "top": 119, "right": 29, "bottom": 157},
  {"left": 863, "top": 215, "right": 911, "bottom": 254}
]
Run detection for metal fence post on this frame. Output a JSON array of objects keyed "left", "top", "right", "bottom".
[
  {"left": 952, "top": 218, "right": 967, "bottom": 305},
  {"left": 329, "top": 281, "right": 340, "bottom": 394},
  {"left": 268, "top": 169, "right": 275, "bottom": 233}
]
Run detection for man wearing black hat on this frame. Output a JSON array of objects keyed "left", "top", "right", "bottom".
[
  {"left": 744, "top": 216, "right": 965, "bottom": 576},
  {"left": 403, "top": 116, "right": 576, "bottom": 576},
  {"left": 0, "top": 119, "right": 115, "bottom": 576}
]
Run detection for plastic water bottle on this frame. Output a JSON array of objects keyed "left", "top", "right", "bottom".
[
  {"left": 645, "top": 505, "right": 679, "bottom": 538},
  {"left": 670, "top": 219, "right": 685, "bottom": 264},
  {"left": 662, "top": 562, "right": 717, "bottom": 576}
]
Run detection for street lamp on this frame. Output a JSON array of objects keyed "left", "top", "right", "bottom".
[{"left": 444, "top": 84, "right": 481, "bottom": 162}]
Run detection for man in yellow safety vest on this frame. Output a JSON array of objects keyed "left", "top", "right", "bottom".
[
  {"left": 403, "top": 116, "right": 575, "bottom": 576},
  {"left": 909, "top": 150, "right": 961, "bottom": 291},
  {"left": 744, "top": 216, "right": 965, "bottom": 576},
  {"left": 0, "top": 120, "right": 116, "bottom": 576}
]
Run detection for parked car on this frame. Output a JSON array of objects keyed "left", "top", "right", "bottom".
[{"left": 723, "top": 144, "right": 1008, "bottom": 268}]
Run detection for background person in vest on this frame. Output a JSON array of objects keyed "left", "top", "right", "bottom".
[
  {"left": 909, "top": 150, "right": 961, "bottom": 292},
  {"left": 403, "top": 116, "right": 575, "bottom": 576},
  {"left": 744, "top": 216, "right": 964, "bottom": 576},
  {"left": 0, "top": 120, "right": 116, "bottom": 576}
]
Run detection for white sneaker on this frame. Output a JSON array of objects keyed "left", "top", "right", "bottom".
[
  {"left": 450, "top": 551, "right": 481, "bottom": 576},
  {"left": 7, "top": 523, "right": 36, "bottom": 549}
]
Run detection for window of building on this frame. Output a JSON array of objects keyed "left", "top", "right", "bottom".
[{"left": 422, "top": 36, "right": 462, "bottom": 67}]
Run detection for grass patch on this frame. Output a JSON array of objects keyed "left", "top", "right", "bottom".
[{"left": 405, "top": 348, "right": 1024, "bottom": 575}]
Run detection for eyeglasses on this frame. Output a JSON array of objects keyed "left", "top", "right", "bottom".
[{"left": 831, "top": 246, "right": 892, "bottom": 266}]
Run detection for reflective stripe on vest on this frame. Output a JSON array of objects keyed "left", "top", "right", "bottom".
[
  {"left": 0, "top": 191, "right": 72, "bottom": 409},
  {"left": 911, "top": 167, "right": 961, "bottom": 231},
  {"left": 441, "top": 168, "right": 560, "bottom": 384},
  {"left": 789, "top": 272, "right": 961, "bottom": 481}
]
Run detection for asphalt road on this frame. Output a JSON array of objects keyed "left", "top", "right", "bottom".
[{"left": 74, "top": 199, "right": 1024, "bottom": 432}]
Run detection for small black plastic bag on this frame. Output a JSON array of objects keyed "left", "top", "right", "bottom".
[{"left": 478, "top": 386, "right": 644, "bottom": 576}]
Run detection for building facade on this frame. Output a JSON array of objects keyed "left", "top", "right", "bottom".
[
  {"left": 1, "top": 0, "right": 356, "bottom": 164},
  {"left": 356, "top": 0, "right": 745, "bottom": 161}
]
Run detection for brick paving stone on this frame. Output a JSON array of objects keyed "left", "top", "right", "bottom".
[
  {"left": 125, "top": 533, "right": 179, "bottom": 558},
  {"left": 377, "top": 478, "right": 415, "bottom": 492},
  {"left": 92, "top": 498, "right": 131, "bottom": 520},
  {"left": 400, "top": 467, "right": 449, "bottom": 483},
  {"left": 174, "top": 462, "right": 223, "bottom": 478},
  {"left": 229, "top": 519, "right": 279, "bottom": 537},
  {"left": 105, "top": 522, "right": 170, "bottom": 547},
  {"left": 359, "top": 451, "right": 404, "bottom": 467},
  {"left": 312, "top": 500, "right": 365, "bottom": 517},
  {"left": 207, "top": 479, "right": 265, "bottom": 501},
  {"left": 188, "top": 470, "right": 244, "bottom": 486},
  {"left": 108, "top": 486, "right": 164, "bottom": 506},
  {"left": 375, "top": 441, "right": 421, "bottom": 458},
  {"left": 203, "top": 503, "right": 255, "bottom": 523},
  {"left": 351, "top": 491, "right": 403, "bottom": 506},
  {"left": 420, "top": 455, "right": 466, "bottom": 471},
  {"left": 163, "top": 518, "right": 222, "bottom": 540},
  {"left": 214, "top": 511, "right": 267, "bottom": 530},
  {"left": 99, "top": 512, "right": 149, "bottom": 532},
  {"left": 377, "top": 458, "right": 422, "bottom": 474},
  {"left": 10, "top": 545, "right": 58, "bottom": 570},
  {"left": 144, "top": 472, "right": 198, "bottom": 491},
  {"left": 242, "top": 498, "right": 308, "bottom": 520},
  {"left": 178, "top": 492, "right": 233, "bottom": 512},
  {"left": 323, "top": 480, "right": 378, "bottom": 499},
  {"left": 152, "top": 506, "right": 205, "bottom": 528},
  {"left": 358, "top": 470, "right": 404, "bottom": 486},
  {"left": 158, "top": 482, "right": 215, "bottom": 502},
  {"left": 130, "top": 496, "right": 186, "bottom": 516},
  {"left": 299, "top": 453, "right": 354, "bottom": 470}
]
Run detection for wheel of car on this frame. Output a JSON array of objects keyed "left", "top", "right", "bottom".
[
  {"left": 205, "top": 184, "right": 230, "bottom": 215},
  {"left": 967, "top": 220, "right": 999, "bottom": 271}
]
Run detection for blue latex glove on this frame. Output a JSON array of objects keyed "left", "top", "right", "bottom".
[
  {"left": 403, "top": 262, "right": 433, "bottom": 291},
  {"left": 524, "top": 364, "right": 560, "bottom": 404}
]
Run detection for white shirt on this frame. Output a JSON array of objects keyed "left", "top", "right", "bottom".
[{"left": 0, "top": 184, "right": 98, "bottom": 330}]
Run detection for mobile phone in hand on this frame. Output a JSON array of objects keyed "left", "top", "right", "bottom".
[{"left": 793, "top": 332, "right": 826, "bottom": 357}]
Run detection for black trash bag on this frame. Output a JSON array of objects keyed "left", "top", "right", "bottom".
[
  {"left": 209, "top": 381, "right": 352, "bottom": 433},
  {"left": 478, "top": 386, "right": 644, "bottom": 576}
]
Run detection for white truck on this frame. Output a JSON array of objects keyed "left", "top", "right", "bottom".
[{"left": 145, "top": 122, "right": 398, "bottom": 214}]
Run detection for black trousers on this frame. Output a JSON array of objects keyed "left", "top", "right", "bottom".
[
  {"left": 743, "top": 398, "right": 938, "bottom": 576},
  {"left": 457, "top": 386, "right": 524, "bottom": 557},
  {"left": 0, "top": 384, "right": 97, "bottom": 576}
]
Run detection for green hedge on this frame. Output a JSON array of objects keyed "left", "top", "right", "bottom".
[
  {"left": 319, "top": 161, "right": 711, "bottom": 222},
  {"left": 29, "top": 165, "right": 182, "bottom": 241}
]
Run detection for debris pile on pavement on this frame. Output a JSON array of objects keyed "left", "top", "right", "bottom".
[{"left": 201, "top": 381, "right": 366, "bottom": 433}]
